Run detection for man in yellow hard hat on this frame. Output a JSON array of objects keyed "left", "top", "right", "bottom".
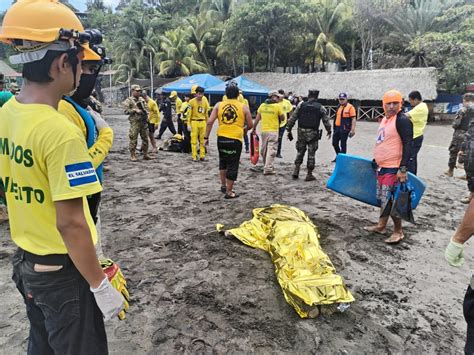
[{"left": 0, "top": 1, "right": 124, "bottom": 353}]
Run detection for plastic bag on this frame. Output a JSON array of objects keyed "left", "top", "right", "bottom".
[{"left": 391, "top": 183, "right": 415, "bottom": 223}]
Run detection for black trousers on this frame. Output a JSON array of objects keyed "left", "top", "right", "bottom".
[
  {"left": 12, "top": 249, "right": 108, "bottom": 355},
  {"left": 332, "top": 128, "right": 349, "bottom": 154},
  {"left": 407, "top": 135, "right": 424, "bottom": 175},
  {"left": 464, "top": 285, "right": 474, "bottom": 354},
  {"left": 157, "top": 117, "right": 176, "bottom": 138}
]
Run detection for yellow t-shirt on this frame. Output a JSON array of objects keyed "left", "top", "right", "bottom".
[
  {"left": 279, "top": 98, "right": 292, "bottom": 127},
  {"left": 217, "top": 99, "right": 245, "bottom": 142},
  {"left": 0, "top": 98, "right": 102, "bottom": 255},
  {"left": 408, "top": 102, "right": 429, "bottom": 138},
  {"left": 58, "top": 99, "right": 114, "bottom": 170},
  {"left": 189, "top": 96, "right": 210, "bottom": 121},
  {"left": 147, "top": 98, "right": 160, "bottom": 125},
  {"left": 257, "top": 101, "right": 283, "bottom": 132},
  {"left": 175, "top": 97, "right": 183, "bottom": 113}
]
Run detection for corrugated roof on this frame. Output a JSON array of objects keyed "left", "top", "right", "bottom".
[{"left": 245, "top": 67, "right": 438, "bottom": 101}]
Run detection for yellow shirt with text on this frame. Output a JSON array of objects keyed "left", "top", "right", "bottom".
[
  {"left": 189, "top": 96, "right": 210, "bottom": 121},
  {"left": 0, "top": 98, "right": 102, "bottom": 255},
  {"left": 257, "top": 101, "right": 283, "bottom": 132}
]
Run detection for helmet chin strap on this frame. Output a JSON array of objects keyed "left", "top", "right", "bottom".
[{"left": 66, "top": 45, "right": 80, "bottom": 89}]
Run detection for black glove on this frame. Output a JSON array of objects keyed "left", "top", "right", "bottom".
[{"left": 287, "top": 131, "right": 294, "bottom": 141}]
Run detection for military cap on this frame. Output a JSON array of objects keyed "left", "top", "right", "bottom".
[{"left": 131, "top": 84, "right": 142, "bottom": 92}]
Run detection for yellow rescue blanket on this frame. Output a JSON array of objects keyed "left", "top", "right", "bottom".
[{"left": 220, "top": 204, "right": 354, "bottom": 318}]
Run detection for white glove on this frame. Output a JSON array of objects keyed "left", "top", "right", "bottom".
[
  {"left": 88, "top": 107, "right": 109, "bottom": 131},
  {"left": 90, "top": 277, "right": 125, "bottom": 322}
]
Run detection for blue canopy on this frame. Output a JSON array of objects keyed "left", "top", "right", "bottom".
[
  {"left": 161, "top": 74, "right": 224, "bottom": 94},
  {"left": 205, "top": 75, "right": 270, "bottom": 96}
]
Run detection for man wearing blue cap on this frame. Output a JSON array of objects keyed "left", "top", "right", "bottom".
[{"left": 332, "top": 93, "right": 356, "bottom": 161}]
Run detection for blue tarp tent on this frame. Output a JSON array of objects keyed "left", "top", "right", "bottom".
[
  {"left": 161, "top": 74, "right": 224, "bottom": 94},
  {"left": 205, "top": 75, "right": 270, "bottom": 96}
]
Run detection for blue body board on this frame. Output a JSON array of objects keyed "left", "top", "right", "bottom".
[{"left": 326, "top": 154, "right": 426, "bottom": 209}]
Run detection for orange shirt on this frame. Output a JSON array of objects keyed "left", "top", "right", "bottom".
[
  {"left": 335, "top": 103, "right": 356, "bottom": 127},
  {"left": 374, "top": 115, "right": 402, "bottom": 169}
]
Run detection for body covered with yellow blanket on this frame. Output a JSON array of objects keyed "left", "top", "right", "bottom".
[{"left": 223, "top": 204, "right": 354, "bottom": 318}]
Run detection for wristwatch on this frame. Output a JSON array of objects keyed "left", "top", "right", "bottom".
[{"left": 399, "top": 166, "right": 407, "bottom": 173}]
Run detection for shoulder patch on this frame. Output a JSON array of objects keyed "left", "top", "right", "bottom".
[{"left": 65, "top": 162, "right": 97, "bottom": 187}]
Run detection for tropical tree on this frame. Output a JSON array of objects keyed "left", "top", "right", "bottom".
[
  {"left": 183, "top": 16, "right": 216, "bottom": 72},
  {"left": 310, "top": 0, "right": 350, "bottom": 71},
  {"left": 157, "top": 28, "right": 207, "bottom": 77}
]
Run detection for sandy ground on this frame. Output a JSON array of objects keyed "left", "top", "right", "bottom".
[{"left": 0, "top": 108, "right": 472, "bottom": 354}]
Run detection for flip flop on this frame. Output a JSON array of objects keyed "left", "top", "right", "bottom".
[
  {"left": 384, "top": 233, "right": 405, "bottom": 244},
  {"left": 224, "top": 192, "right": 239, "bottom": 199}
]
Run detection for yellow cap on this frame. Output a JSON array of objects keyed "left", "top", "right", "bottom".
[
  {"left": 170, "top": 90, "right": 177, "bottom": 98},
  {"left": 191, "top": 84, "right": 198, "bottom": 94}
]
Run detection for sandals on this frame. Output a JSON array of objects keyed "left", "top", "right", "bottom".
[{"left": 224, "top": 191, "right": 239, "bottom": 199}]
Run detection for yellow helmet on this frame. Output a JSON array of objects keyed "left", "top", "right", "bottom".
[
  {"left": 172, "top": 134, "right": 183, "bottom": 142},
  {"left": 0, "top": 0, "right": 100, "bottom": 62}
]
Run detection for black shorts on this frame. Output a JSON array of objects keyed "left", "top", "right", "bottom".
[
  {"left": 148, "top": 123, "right": 155, "bottom": 133},
  {"left": 217, "top": 136, "right": 242, "bottom": 181}
]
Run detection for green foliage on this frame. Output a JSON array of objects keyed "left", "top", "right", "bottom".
[
  {"left": 407, "top": 3, "right": 474, "bottom": 92},
  {"left": 0, "top": 0, "right": 472, "bottom": 93}
]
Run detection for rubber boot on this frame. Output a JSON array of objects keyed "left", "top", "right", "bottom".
[
  {"left": 292, "top": 164, "right": 301, "bottom": 179},
  {"left": 444, "top": 168, "right": 454, "bottom": 177},
  {"left": 461, "top": 192, "right": 473, "bottom": 204},
  {"left": 305, "top": 169, "right": 316, "bottom": 181}
]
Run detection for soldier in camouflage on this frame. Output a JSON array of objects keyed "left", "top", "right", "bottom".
[
  {"left": 123, "top": 84, "right": 151, "bottom": 161},
  {"left": 459, "top": 93, "right": 474, "bottom": 203},
  {"left": 286, "top": 90, "right": 332, "bottom": 181},
  {"left": 446, "top": 93, "right": 473, "bottom": 177}
]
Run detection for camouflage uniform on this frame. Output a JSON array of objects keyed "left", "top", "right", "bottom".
[
  {"left": 462, "top": 104, "right": 474, "bottom": 194},
  {"left": 123, "top": 94, "right": 149, "bottom": 155},
  {"left": 448, "top": 106, "right": 471, "bottom": 170},
  {"left": 287, "top": 99, "right": 332, "bottom": 171}
]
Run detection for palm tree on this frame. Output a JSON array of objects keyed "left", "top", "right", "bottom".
[
  {"left": 183, "top": 16, "right": 216, "bottom": 73},
  {"left": 202, "top": 0, "right": 235, "bottom": 22},
  {"left": 311, "top": 0, "right": 349, "bottom": 71},
  {"left": 383, "top": 0, "right": 456, "bottom": 46},
  {"left": 157, "top": 29, "right": 208, "bottom": 77}
]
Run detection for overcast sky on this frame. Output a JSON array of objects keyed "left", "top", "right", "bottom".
[{"left": 0, "top": 0, "right": 122, "bottom": 12}]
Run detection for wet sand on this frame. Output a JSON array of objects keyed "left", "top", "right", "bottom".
[{"left": 0, "top": 108, "right": 471, "bottom": 354}]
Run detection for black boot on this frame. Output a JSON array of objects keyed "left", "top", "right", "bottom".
[
  {"left": 305, "top": 169, "right": 316, "bottom": 181},
  {"left": 292, "top": 164, "right": 301, "bottom": 179}
]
